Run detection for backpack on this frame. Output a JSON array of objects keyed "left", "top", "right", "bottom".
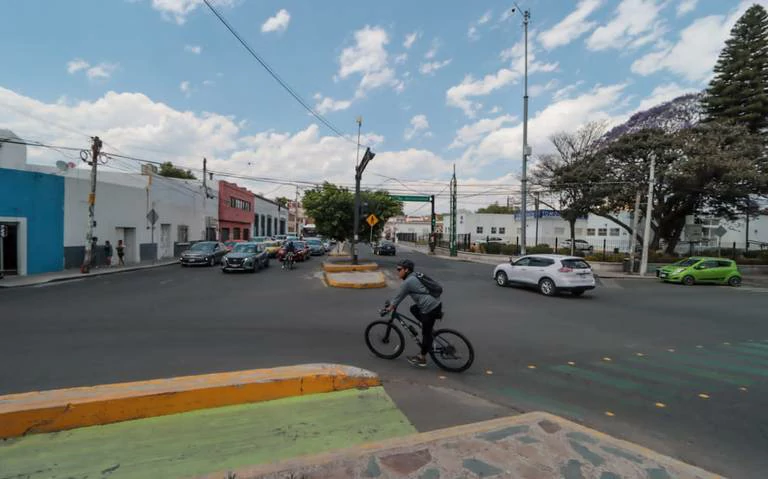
[{"left": 415, "top": 272, "right": 443, "bottom": 298}]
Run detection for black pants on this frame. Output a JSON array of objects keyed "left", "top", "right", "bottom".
[{"left": 410, "top": 303, "right": 442, "bottom": 355}]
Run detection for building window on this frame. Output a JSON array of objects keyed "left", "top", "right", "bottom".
[
  {"left": 499, "top": 227, "right": 506, "bottom": 234},
  {"left": 491, "top": 227, "right": 497, "bottom": 234},
  {"left": 610, "top": 228, "right": 620, "bottom": 236},
  {"left": 598, "top": 228, "right": 607, "bottom": 237},
  {"left": 233, "top": 228, "right": 241, "bottom": 240},
  {"left": 221, "top": 228, "right": 230, "bottom": 241},
  {"left": 554, "top": 227, "right": 565, "bottom": 236},
  {"left": 243, "top": 228, "right": 249, "bottom": 241},
  {"left": 476, "top": 226, "right": 483, "bottom": 234},
  {"left": 229, "top": 197, "right": 251, "bottom": 211},
  {"left": 586, "top": 228, "right": 595, "bottom": 236},
  {"left": 177, "top": 225, "right": 189, "bottom": 243}
]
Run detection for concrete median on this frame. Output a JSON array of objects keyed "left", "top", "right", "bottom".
[{"left": 324, "top": 271, "right": 387, "bottom": 288}]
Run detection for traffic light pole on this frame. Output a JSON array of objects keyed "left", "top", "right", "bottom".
[
  {"left": 81, "top": 136, "right": 102, "bottom": 274},
  {"left": 352, "top": 146, "right": 375, "bottom": 265}
]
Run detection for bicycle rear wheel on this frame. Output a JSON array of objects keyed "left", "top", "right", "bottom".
[
  {"left": 429, "top": 328, "right": 474, "bottom": 372},
  {"left": 365, "top": 321, "right": 405, "bottom": 359}
]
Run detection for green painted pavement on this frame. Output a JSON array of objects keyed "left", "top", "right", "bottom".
[
  {"left": 625, "top": 357, "right": 755, "bottom": 386},
  {"left": 0, "top": 387, "right": 416, "bottom": 479}
]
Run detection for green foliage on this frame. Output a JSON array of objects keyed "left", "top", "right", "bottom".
[
  {"left": 275, "top": 196, "right": 290, "bottom": 208},
  {"left": 158, "top": 162, "right": 196, "bottom": 180},
  {"left": 476, "top": 203, "right": 518, "bottom": 214},
  {"left": 302, "top": 183, "right": 403, "bottom": 241},
  {"left": 526, "top": 244, "right": 554, "bottom": 254}
]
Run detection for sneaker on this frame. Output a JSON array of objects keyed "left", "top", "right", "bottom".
[{"left": 407, "top": 355, "right": 427, "bottom": 368}]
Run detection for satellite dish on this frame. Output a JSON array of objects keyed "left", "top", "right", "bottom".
[{"left": 56, "top": 160, "right": 69, "bottom": 171}]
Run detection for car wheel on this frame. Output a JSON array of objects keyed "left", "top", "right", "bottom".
[
  {"left": 495, "top": 271, "right": 508, "bottom": 287},
  {"left": 539, "top": 278, "right": 557, "bottom": 296},
  {"left": 682, "top": 275, "right": 695, "bottom": 286},
  {"left": 208, "top": 257, "right": 215, "bottom": 267},
  {"left": 728, "top": 276, "right": 742, "bottom": 287}
]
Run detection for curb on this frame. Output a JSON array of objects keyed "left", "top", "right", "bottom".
[
  {"left": 324, "top": 271, "right": 387, "bottom": 289},
  {"left": 0, "top": 363, "right": 380, "bottom": 439},
  {"left": 322, "top": 262, "right": 379, "bottom": 273},
  {"left": 0, "top": 261, "right": 178, "bottom": 289}
]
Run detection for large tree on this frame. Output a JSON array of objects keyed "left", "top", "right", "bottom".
[
  {"left": 158, "top": 161, "right": 196, "bottom": 180},
  {"left": 302, "top": 183, "right": 403, "bottom": 241},
  {"left": 476, "top": 202, "right": 518, "bottom": 214}
]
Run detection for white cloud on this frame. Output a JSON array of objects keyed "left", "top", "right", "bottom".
[
  {"left": 424, "top": 39, "right": 440, "bottom": 59},
  {"left": 635, "top": 82, "right": 697, "bottom": 111},
  {"left": 539, "top": 0, "right": 603, "bottom": 49},
  {"left": 403, "top": 31, "right": 419, "bottom": 49},
  {"left": 312, "top": 94, "right": 352, "bottom": 114},
  {"left": 468, "top": 26, "right": 479, "bottom": 41},
  {"left": 404, "top": 114, "right": 431, "bottom": 140},
  {"left": 468, "top": 10, "right": 493, "bottom": 41},
  {"left": 202, "top": 80, "right": 215, "bottom": 86},
  {"left": 180, "top": 81, "right": 192, "bottom": 97},
  {"left": 553, "top": 81, "right": 585, "bottom": 101},
  {"left": 184, "top": 44, "right": 202, "bottom": 54},
  {"left": 338, "top": 26, "right": 402, "bottom": 98},
  {"left": 677, "top": 0, "right": 698, "bottom": 16},
  {"left": 86, "top": 63, "right": 118, "bottom": 80},
  {"left": 478, "top": 10, "right": 493, "bottom": 24},
  {"left": 529, "top": 79, "right": 559, "bottom": 97},
  {"left": 149, "top": 0, "right": 236, "bottom": 25},
  {"left": 394, "top": 53, "right": 408, "bottom": 64},
  {"left": 488, "top": 106, "right": 501, "bottom": 114},
  {"left": 586, "top": 0, "right": 664, "bottom": 51},
  {"left": 449, "top": 114, "right": 517, "bottom": 149},
  {"left": 631, "top": 1, "right": 765, "bottom": 82},
  {"left": 419, "top": 59, "right": 452, "bottom": 75},
  {"left": 261, "top": 9, "right": 291, "bottom": 34},
  {"left": 67, "top": 59, "right": 90, "bottom": 74}
]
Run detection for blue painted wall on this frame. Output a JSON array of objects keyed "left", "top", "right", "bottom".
[{"left": 0, "top": 168, "right": 65, "bottom": 274}]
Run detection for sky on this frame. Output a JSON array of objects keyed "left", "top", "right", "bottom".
[{"left": 0, "top": 0, "right": 764, "bottom": 214}]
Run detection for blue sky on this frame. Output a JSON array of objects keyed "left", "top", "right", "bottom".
[{"left": 0, "top": 0, "right": 764, "bottom": 211}]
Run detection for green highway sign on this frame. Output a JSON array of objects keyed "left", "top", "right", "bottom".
[{"left": 390, "top": 195, "right": 431, "bottom": 202}]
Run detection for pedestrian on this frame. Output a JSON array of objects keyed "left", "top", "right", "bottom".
[
  {"left": 117, "top": 239, "right": 125, "bottom": 266},
  {"left": 104, "top": 240, "right": 113, "bottom": 267}
]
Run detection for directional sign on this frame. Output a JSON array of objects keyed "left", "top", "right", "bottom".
[
  {"left": 146, "top": 209, "right": 159, "bottom": 225},
  {"left": 366, "top": 214, "right": 379, "bottom": 227},
  {"left": 684, "top": 224, "right": 703, "bottom": 242},
  {"left": 713, "top": 225, "right": 728, "bottom": 238},
  {"left": 390, "top": 195, "right": 431, "bottom": 202}
]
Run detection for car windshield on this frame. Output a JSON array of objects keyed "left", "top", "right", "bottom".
[
  {"left": 674, "top": 258, "right": 699, "bottom": 267},
  {"left": 233, "top": 244, "right": 257, "bottom": 254},
  {"left": 307, "top": 240, "right": 322, "bottom": 245},
  {"left": 562, "top": 259, "right": 590, "bottom": 269},
  {"left": 190, "top": 242, "right": 214, "bottom": 252}
]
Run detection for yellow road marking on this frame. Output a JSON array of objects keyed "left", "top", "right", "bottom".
[
  {"left": 698, "top": 393, "right": 710, "bottom": 399},
  {"left": 605, "top": 411, "right": 615, "bottom": 417},
  {"left": 602, "top": 357, "right": 612, "bottom": 362},
  {"left": 655, "top": 402, "right": 666, "bottom": 408}
]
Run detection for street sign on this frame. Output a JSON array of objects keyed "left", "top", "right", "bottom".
[
  {"left": 147, "top": 209, "right": 159, "bottom": 225},
  {"left": 366, "top": 214, "right": 379, "bottom": 227},
  {"left": 714, "top": 225, "right": 728, "bottom": 238},
  {"left": 390, "top": 195, "right": 431, "bottom": 202},
  {"left": 684, "top": 224, "right": 703, "bottom": 242}
]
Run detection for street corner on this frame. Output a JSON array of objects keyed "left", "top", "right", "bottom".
[
  {"left": 324, "top": 271, "right": 387, "bottom": 288},
  {"left": 0, "top": 363, "right": 381, "bottom": 439}
]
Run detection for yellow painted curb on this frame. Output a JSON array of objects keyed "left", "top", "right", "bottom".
[
  {"left": 0, "top": 364, "right": 380, "bottom": 439},
  {"left": 324, "top": 272, "right": 387, "bottom": 289},
  {"left": 322, "top": 262, "right": 379, "bottom": 272}
]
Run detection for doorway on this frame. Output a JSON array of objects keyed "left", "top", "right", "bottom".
[
  {"left": 0, "top": 222, "right": 19, "bottom": 275},
  {"left": 160, "top": 223, "right": 172, "bottom": 258},
  {"left": 115, "top": 227, "right": 138, "bottom": 264}
]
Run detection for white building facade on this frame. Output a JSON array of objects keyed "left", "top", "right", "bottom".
[{"left": 254, "top": 195, "right": 288, "bottom": 238}]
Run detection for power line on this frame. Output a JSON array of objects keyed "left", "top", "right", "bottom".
[{"left": 201, "top": 0, "right": 357, "bottom": 146}]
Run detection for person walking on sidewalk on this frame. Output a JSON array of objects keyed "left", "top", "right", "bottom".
[
  {"left": 104, "top": 240, "right": 113, "bottom": 267},
  {"left": 116, "top": 240, "right": 125, "bottom": 266},
  {"left": 387, "top": 259, "right": 443, "bottom": 368}
]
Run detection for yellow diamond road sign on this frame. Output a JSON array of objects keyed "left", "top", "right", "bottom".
[{"left": 366, "top": 214, "right": 379, "bottom": 227}]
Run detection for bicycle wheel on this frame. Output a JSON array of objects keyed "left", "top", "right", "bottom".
[
  {"left": 365, "top": 321, "right": 405, "bottom": 359},
  {"left": 429, "top": 328, "right": 474, "bottom": 372}
]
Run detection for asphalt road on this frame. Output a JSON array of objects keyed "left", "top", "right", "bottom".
[{"left": 1, "top": 249, "right": 767, "bottom": 477}]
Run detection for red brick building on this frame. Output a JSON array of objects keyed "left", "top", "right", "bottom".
[{"left": 218, "top": 181, "right": 255, "bottom": 241}]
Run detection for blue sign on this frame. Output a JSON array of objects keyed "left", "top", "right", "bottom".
[{"left": 513, "top": 209, "right": 587, "bottom": 220}]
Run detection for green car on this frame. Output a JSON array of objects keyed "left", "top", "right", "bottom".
[{"left": 656, "top": 257, "right": 742, "bottom": 287}]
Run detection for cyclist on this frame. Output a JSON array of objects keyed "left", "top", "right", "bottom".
[
  {"left": 283, "top": 240, "right": 296, "bottom": 269},
  {"left": 387, "top": 259, "right": 442, "bottom": 367}
]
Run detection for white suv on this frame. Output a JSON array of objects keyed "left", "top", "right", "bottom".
[
  {"left": 492, "top": 254, "right": 596, "bottom": 296},
  {"left": 560, "top": 239, "right": 594, "bottom": 254}
]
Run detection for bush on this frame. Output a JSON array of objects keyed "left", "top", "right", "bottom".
[
  {"left": 527, "top": 244, "right": 553, "bottom": 254},
  {"left": 585, "top": 253, "right": 626, "bottom": 263}
]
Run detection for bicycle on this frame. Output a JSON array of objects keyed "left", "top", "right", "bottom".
[
  {"left": 282, "top": 252, "right": 295, "bottom": 270},
  {"left": 364, "top": 301, "right": 475, "bottom": 372}
]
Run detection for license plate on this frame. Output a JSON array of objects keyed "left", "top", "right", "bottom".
[{"left": 660, "top": 272, "right": 667, "bottom": 278}]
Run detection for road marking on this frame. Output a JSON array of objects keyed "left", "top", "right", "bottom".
[
  {"left": 605, "top": 411, "right": 615, "bottom": 417},
  {"left": 550, "top": 365, "right": 649, "bottom": 393},
  {"left": 527, "top": 365, "right": 536, "bottom": 370},
  {"left": 160, "top": 279, "right": 173, "bottom": 285},
  {"left": 739, "top": 387, "right": 748, "bottom": 392},
  {"left": 625, "top": 357, "right": 754, "bottom": 387},
  {"left": 635, "top": 352, "right": 645, "bottom": 357},
  {"left": 567, "top": 361, "right": 576, "bottom": 366},
  {"left": 594, "top": 362, "right": 698, "bottom": 388},
  {"left": 665, "top": 352, "right": 768, "bottom": 378},
  {"left": 667, "top": 348, "right": 676, "bottom": 353},
  {"left": 710, "top": 347, "right": 768, "bottom": 365},
  {"left": 486, "top": 370, "right": 494, "bottom": 375},
  {"left": 602, "top": 357, "right": 612, "bottom": 362},
  {"left": 698, "top": 393, "right": 710, "bottom": 400},
  {"left": 655, "top": 402, "right": 666, "bottom": 408}
]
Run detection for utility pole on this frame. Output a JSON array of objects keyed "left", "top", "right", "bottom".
[
  {"left": 353, "top": 146, "right": 375, "bottom": 264},
  {"left": 352, "top": 117, "right": 363, "bottom": 264},
  {"left": 534, "top": 191, "right": 540, "bottom": 246},
  {"left": 512, "top": 5, "right": 531, "bottom": 256},
  {"left": 628, "top": 190, "right": 641, "bottom": 274},
  {"left": 450, "top": 165, "right": 458, "bottom": 257},
  {"left": 294, "top": 185, "right": 299, "bottom": 235},
  {"left": 640, "top": 158, "right": 655, "bottom": 276},
  {"left": 81, "top": 136, "right": 102, "bottom": 274}
]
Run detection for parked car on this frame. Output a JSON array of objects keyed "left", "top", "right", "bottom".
[
  {"left": 656, "top": 257, "right": 742, "bottom": 287},
  {"left": 223, "top": 240, "right": 246, "bottom": 252},
  {"left": 476, "top": 236, "right": 505, "bottom": 244},
  {"left": 493, "top": 254, "right": 596, "bottom": 296},
  {"left": 221, "top": 242, "right": 269, "bottom": 273},
  {"left": 180, "top": 241, "right": 228, "bottom": 267},
  {"left": 261, "top": 241, "right": 282, "bottom": 258},
  {"left": 305, "top": 238, "right": 326, "bottom": 256},
  {"left": 274, "top": 235, "right": 287, "bottom": 242},
  {"left": 560, "top": 239, "right": 594, "bottom": 254},
  {"left": 374, "top": 240, "right": 396, "bottom": 256}
]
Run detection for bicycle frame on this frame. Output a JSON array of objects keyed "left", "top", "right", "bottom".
[{"left": 382, "top": 308, "right": 450, "bottom": 354}]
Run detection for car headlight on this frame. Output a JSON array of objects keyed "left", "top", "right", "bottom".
[{"left": 673, "top": 268, "right": 685, "bottom": 274}]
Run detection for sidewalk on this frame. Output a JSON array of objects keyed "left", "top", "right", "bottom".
[{"left": 0, "top": 259, "right": 178, "bottom": 288}]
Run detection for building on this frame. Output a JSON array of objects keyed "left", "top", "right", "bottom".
[
  {"left": 254, "top": 194, "right": 288, "bottom": 237},
  {"left": 444, "top": 210, "right": 586, "bottom": 246},
  {"left": 218, "top": 181, "right": 255, "bottom": 241},
  {"left": 287, "top": 200, "right": 307, "bottom": 235},
  {"left": 384, "top": 215, "right": 440, "bottom": 241}
]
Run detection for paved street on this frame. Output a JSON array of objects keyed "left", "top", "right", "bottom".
[{"left": 2, "top": 250, "right": 768, "bottom": 477}]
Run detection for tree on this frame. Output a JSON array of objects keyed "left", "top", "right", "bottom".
[
  {"left": 476, "top": 202, "right": 518, "bottom": 214},
  {"left": 702, "top": 4, "right": 768, "bottom": 136},
  {"left": 302, "top": 183, "right": 403, "bottom": 241},
  {"left": 275, "top": 196, "right": 290, "bottom": 208},
  {"left": 158, "top": 162, "right": 196, "bottom": 180},
  {"left": 531, "top": 121, "right": 609, "bottom": 253}
]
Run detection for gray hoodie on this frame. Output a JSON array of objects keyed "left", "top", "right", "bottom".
[{"left": 391, "top": 272, "right": 441, "bottom": 314}]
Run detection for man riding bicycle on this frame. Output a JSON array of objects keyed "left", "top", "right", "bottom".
[
  {"left": 387, "top": 259, "right": 442, "bottom": 367},
  {"left": 283, "top": 240, "right": 297, "bottom": 269}
]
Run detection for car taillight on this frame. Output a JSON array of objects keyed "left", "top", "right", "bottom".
[{"left": 558, "top": 267, "right": 573, "bottom": 273}]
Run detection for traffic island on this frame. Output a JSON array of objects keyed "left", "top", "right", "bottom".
[
  {"left": 322, "top": 261, "right": 380, "bottom": 273},
  {"left": 325, "top": 271, "right": 387, "bottom": 288}
]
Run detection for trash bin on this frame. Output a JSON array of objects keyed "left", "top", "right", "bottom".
[
  {"left": 623, "top": 259, "right": 631, "bottom": 273},
  {"left": 623, "top": 258, "right": 641, "bottom": 273}
]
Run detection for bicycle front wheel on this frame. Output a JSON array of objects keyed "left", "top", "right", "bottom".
[
  {"left": 365, "top": 321, "right": 405, "bottom": 359},
  {"left": 430, "top": 328, "right": 475, "bottom": 372}
]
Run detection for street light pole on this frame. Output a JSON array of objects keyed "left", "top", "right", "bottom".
[
  {"left": 352, "top": 117, "right": 363, "bottom": 264},
  {"left": 512, "top": 4, "right": 530, "bottom": 255}
]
